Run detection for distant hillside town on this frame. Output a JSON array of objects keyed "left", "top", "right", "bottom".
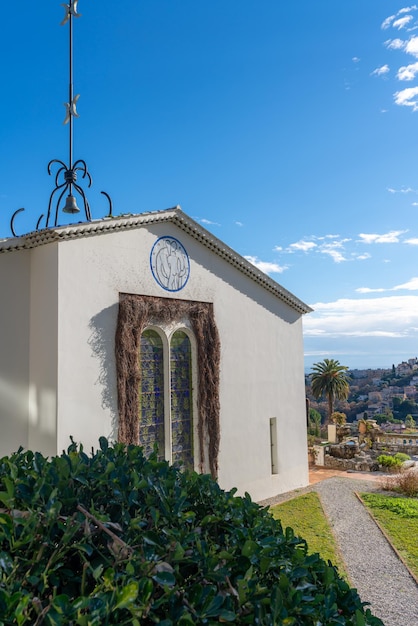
[{"left": 306, "top": 357, "right": 418, "bottom": 427}]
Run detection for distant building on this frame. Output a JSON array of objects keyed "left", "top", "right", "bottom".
[
  {"left": 404, "top": 386, "right": 417, "bottom": 399},
  {"left": 381, "top": 386, "right": 397, "bottom": 399},
  {"left": 350, "top": 370, "right": 370, "bottom": 379},
  {"left": 391, "top": 393, "right": 406, "bottom": 406},
  {"left": 396, "top": 362, "right": 413, "bottom": 376},
  {"left": 368, "top": 391, "right": 382, "bottom": 403}
]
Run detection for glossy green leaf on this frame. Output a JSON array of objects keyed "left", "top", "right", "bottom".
[
  {"left": 114, "top": 581, "right": 139, "bottom": 610},
  {"left": 242, "top": 539, "right": 258, "bottom": 558},
  {"left": 152, "top": 570, "right": 176, "bottom": 586}
]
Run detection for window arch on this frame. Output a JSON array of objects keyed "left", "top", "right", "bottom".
[
  {"left": 138, "top": 329, "right": 165, "bottom": 461},
  {"left": 138, "top": 326, "right": 195, "bottom": 470},
  {"left": 170, "top": 330, "right": 193, "bottom": 469}
]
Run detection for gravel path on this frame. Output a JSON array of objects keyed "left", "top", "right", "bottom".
[{"left": 261, "top": 476, "right": 418, "bottom": 626}]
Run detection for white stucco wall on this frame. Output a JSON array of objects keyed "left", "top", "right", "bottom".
[
  {"left": 28, "top": 244, "right": 58, "bottom": 456},
  {"left": 0, "top": 251, "right": 31, "bottom": 457},
  {"left": 0, "top": 215, "right": 309, "bottom": 500},
  {"left": 52, "top": 222, "right": 308, "bottom": 499},
  {"left": 171, "top": 228, "right": 309, "bottom": 499}
]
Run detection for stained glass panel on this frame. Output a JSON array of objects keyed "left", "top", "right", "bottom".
[
  {"left": 139, "top": 330, "right": 165, "bottom": 461},
  {"left": 170, "top": 331, "right": 193, "bottom": 469}
]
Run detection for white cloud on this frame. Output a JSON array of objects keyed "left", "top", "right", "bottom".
[
  {"left": 382, "top": 14, "right": 396, "bottom": 29},
  {"left": 235, "top": 221, "right": 243, "bottom": 227},
  {"left": 244, "top": 255, "right": 287, "bottom": 275},
  {"left": 200, "top": 218, "right": 221, "bottom": 226},
  {"left": 405, "top": 35, "right": 418, "bottom": 56},
  {"left": 304, "top": 295, "right": 418, "bottom": 339},
  {"left": 393, "top": 276, "right": 418, "bottom": 290},
  {"left": 371, "top": 64, "right": 390, "bottom": 77},
  {"left": 356, "top": 287, "right": 386, "bottom": 293},
  {"left": 399, "top": 6, "right": 418, "bottom": 14},
  {"left": 393, "top": 15, "right": 414, "bottom": 29},
  {"left": 320, "top": 248, "right": 346, "bottom": 263},
  {"left": 329, "top": 238, "right": 350, "bottom": 247},
  {"left": 405, "top": 237, "right": 418, "bottom": 244},
  {"left": 357, "top": 230, "right": 407, "bottom": 243},
  {"left": 397, "top": 61, "right": 418, "bottom": 79},
  {"left": 387, "top": 186, "right": 416, "bottom": 193},
  {"left": 288, "top": 240, "right": 317, "bottom": 253},
  {"left": 319, "top": 239, "right": 350, "bottom": 263},
  {"left": 282, "top": 235, "right": 370, "bottom": 264},
  {"left": 382, "top": 7, "right": 417, "bottom": 30},
  {"left": 356, "top": 276, "right": 418, "bottom": 293},
  {"left": 385, "top": 38, "right": 405, "bottom": 50},
  {"left": 394, "top": 86, "right": 418, "bottom": 108},
  {"left": 352, "top": 57, "right": 360, "bottom": 63}
]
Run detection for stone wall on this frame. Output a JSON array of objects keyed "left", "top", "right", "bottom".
[
  {"left": 327, "top": 443, "right": 358, "bottom": 459},
  {"left": 324, "top": 453, "right": 379, "bottom": 472},
  {"left": 373, "top": 442, "right": 418, "bottom": 455},
  {"left": 319, "top": 435, "right": 418, "bottom": 472}
]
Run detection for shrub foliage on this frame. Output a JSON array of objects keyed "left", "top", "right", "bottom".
[
  {"left": 0, "top": 439, "right": 383, "bottom": 625},
  {"left": 393, "top": 453, "right": 411, "bottom": 463},
  {"left": 376, "top": 454, "right": 402, "bottom": 469},
  {"left": 381, "top": 469, "right": 418, "bottom": 498}
]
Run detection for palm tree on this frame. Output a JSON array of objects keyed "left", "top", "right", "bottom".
[{"left": 310, "top": 359, "right": 350, "bottom": 424}]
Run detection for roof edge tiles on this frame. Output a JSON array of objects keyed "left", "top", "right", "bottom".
[{"left": 0, "top": 208, "right": 312, "bottom": 315}]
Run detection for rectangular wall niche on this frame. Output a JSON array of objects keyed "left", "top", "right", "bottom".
[{"left": 270, "top": 417, "right": 278, "bottom": 474}]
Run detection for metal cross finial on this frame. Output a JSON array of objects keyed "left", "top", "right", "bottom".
[
  {"left": 60, "top": 1, "right": 81, "bottom": 26},
  {"left": 63, "top": 93, "right": 80, "bottom": 125}
]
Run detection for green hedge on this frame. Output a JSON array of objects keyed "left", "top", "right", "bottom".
[{"left": 0, "top": 439, "right": 383, "bottom": 625}]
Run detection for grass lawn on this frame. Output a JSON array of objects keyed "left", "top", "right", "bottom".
[
  {"left": 360, "top": 492, "right": 418, "bottom": 579},
  {"left": 270, "top": 491, "right": 348, "bottom": 580}
]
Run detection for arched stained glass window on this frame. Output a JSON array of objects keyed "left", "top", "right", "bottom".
[
  {"left": 139, "top": 330, "right": 165, "bottom": 461},
  {"left": 170, "top": 331, "right": 193, "bottom": 469}
]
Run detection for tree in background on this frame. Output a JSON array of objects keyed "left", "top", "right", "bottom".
[
  {"left": 405, "top": 414, "right": 416, "bottom": 430},
  {"left": 311, "top": 359, "right": 350, "bottom": 424},
  {"left": 393, "top": 398, "right": 418, "bottom": 421},
  {"left": 330, "top": 411, "right": 347, "bottom": 426},
  {"left": 374, "top": 410, "right": 398, "bottom": 425},
  {"left": 308, "top": 408, "right": 322, "bottom": 437}
]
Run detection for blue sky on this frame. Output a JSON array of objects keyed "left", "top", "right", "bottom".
[{"left": 2, "top": 2, "right": 418, "bottom": 370}]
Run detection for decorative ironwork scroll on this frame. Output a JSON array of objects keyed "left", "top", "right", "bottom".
[{"left": 8, "top": 0, "right": 113, "bottom": 236}]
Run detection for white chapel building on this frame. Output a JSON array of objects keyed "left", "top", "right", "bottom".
[{"left": 0, "top": 207, "right": 311, "bottom": 501}]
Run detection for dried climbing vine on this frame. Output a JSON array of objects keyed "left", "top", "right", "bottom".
[{"left": 115, "top": 294, "right": 220, "bottom": 478}]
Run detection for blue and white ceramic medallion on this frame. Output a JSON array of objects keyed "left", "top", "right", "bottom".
[{"left": 150, "top": 236, "right": 190, "bottom": 292}]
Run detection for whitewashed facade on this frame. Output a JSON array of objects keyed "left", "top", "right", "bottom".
[{"left": 0, "top": 208, "right": 311, "bottom": 501}]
